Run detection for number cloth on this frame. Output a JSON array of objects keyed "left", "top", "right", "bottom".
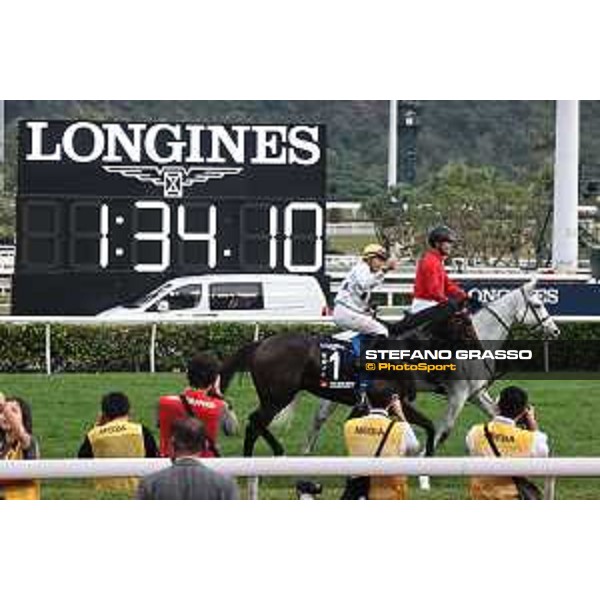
[
  {"left": 344, "top": 409, "right": 420, "bottom": 500},
  {"left": 466, "top": 416, "right": 549, "bottom": 500}
]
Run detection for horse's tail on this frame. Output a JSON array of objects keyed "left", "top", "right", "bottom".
[{"left": 219, "top": 340, "right": 261, "bottom": 392}]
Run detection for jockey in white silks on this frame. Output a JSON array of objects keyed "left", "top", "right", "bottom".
[{"left": 333, "top": 244, "right": 397, "bottom": 337}]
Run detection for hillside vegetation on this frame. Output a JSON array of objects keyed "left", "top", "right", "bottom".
[{"left": 2, "top": 100, "right": 600, "bottom": 240}]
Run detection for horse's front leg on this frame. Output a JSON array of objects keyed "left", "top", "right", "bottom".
[
  {"left": 401, "top": 400, "right": 435, "bottom": 457},
  {"left": 419, "top": 383, "right": 471, "bottom": 492},
  {"left": 399, "top": 399, "right": 437, "bottom": 493},
  {"left": 433, "top": 381, "right": 471, "bottom": 450},
  {"left": 471, "top": 386, "right": 498, "bottom": 418},
  {"left": 303, "top": 399, "right": 338, "bottom": 454}
]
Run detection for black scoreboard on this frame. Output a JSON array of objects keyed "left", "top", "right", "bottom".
[{"left": 13, "top": 121, "right": 327, "bottom": 314}]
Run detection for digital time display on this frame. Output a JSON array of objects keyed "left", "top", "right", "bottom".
[
  {"left": 20, "top": 200, "right": 323, "bottom": 273},
  {"left": 13, "top": 120, "right": 327, "bottom": 315}
]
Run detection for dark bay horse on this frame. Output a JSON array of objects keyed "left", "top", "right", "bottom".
[
  {"left": 308, "top": 280, "right": 561, "bottom": 458},
  {"left": 219, "top": 331, "right": 436, "bottom": 457}
]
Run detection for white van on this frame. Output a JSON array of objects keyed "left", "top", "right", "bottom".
[{"left": 97, "top": 274, "right": 329, "bottom": 320}]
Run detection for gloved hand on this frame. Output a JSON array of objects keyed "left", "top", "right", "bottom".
[
  {"left": 466, "top": 295, "right": 482, "bottom": 312},
  {"left": 368, "top": 301, "right": 379, "bottom": 317},
  {"left": 446, "top": 296, "right": 462, "bottom": 312}
]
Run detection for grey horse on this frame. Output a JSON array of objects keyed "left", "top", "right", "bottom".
[{"left": 304, "top": 279, "right": 561, "bottom": 468}]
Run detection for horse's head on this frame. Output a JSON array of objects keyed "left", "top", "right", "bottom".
[{"left": 518, "top": 278, "right": 561, "bottom": 339}]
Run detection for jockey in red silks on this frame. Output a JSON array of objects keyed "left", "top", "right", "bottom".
[{"left": 409, "top": 226, "right": 479, "bottom": 345}]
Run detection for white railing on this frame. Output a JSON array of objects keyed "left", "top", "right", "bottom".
[
  {"left": 0, "top": 314, "right": 599, "bottom": 376},
  {"left": 328, "top": 268, "right": 596, "bottom": 281},
  {"left": 327, "top": 222, "right": 376, "bottom": 236},
  {"left": 2, "top": 456, "right": 600, "bottom": 499}
]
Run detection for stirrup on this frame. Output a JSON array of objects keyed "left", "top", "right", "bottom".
[{"left": 356, "top": 388, "right": 369, "bottom": 409}]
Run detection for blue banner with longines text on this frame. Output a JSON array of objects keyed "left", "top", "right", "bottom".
[{"left": 461, "top": 280, "right": 600, "bottom": 317}]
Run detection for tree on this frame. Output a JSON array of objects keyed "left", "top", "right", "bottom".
[
  {"left": 362, "top": 162, "right": 548, "bottom": 266},
  {"left": 0, "top": 171, "right": 14, "bottom": 241}
]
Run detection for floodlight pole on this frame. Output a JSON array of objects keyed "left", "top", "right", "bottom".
[
  {"left": 552, "top": 100, "right": 579, "bottom": 273},
  {"left": 388, "top": 100, "right": 398, "bottom": 202}
]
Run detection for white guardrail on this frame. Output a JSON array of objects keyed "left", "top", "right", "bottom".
[
  {"left": 2, "top": 456, "right": 600, "bottom": 499},
  {"left": 0, "top": 314, "right": 599, "bottom": 376}
]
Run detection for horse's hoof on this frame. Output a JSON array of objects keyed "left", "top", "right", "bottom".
[{"left": 296, "top": 480, "right": 322, "bottom": 498}]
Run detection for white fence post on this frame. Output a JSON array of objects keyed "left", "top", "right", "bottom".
[
  {"left": 247, "top": 477, "right": 260, "bottom": 500},
  {"left": 247, "top": 323, "right": 261, "bottom": 500},
  {"left": 149, "top": 323, "right": 158, "bottom": 373},
  {"left": 45, "top": 324, "right": 52, "bottom": 375},
  {"left": 544, "top": 476, "right": 557, "bottom": 500}
]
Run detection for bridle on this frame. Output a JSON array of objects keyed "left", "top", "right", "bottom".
[
  {"left": 469, "top": 286, "right": 555, "bottom": 395},
  {"left": 481, "top": 286, "right": 554, "bottom": 337},
  {"left": 518, "top": 287, "right": 554, "bottom": 334}
]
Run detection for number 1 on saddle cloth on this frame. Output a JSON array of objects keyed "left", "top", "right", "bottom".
[{"left": 319, "top": 334, "right": 372, "bottom": 392}]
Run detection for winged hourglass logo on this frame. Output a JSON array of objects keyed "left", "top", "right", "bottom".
[{"left": 102, "top": 165, "right": 244, "bottom": 198}]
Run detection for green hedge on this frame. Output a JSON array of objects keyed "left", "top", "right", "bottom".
[
  {"left": 0, "top": 322, "right": 331, "bottom": 373},
  {"left": 509, "top": 323, "right": 600, "bottom": 372},
  {"left": 0, "top": 322, "right": 597, "bottom": 373}
]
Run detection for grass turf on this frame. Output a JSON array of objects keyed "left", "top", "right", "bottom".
[{"left": 0, "top": 372, "right": 599, "bottom": 499}]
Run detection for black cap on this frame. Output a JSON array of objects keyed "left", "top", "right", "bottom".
[{"left": 428, "top": 225, "right": 457, "bottom": 247}]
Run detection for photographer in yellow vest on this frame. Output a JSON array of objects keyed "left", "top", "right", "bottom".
[
  {"left": 343, "top": 385, "right": 420, "bottom": 500},
  {"left": 466, "top": 386, "right": 549, "bottom": 500},
  {"left": 78, "top": 392, "right": 159, "bottom": 494},
  {"left": 0, "top": 393, "right": 40, "bottom": 500}
]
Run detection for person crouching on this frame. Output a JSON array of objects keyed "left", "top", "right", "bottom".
[
  {"left": 343, "top": 385, "right": 420, "bottom": 500},
  {"left": 78, "top": 392, "right": 159, "bottom": 495},
  {"left": 466, "top": 386, "right": 549, "bottom": 500}
]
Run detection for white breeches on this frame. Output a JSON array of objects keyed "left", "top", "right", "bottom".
[{"left": 332, "top": 304, "right": 388, "bottom": 337}]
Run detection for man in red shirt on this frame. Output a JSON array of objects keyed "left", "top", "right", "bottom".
[
  {"left": 408, "top": 225, "right": 479, "bottom": 345},
  {"left": 158, "top": 354, "right": 238, "bottom": 458}
]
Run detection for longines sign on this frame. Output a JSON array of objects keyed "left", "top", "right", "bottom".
[
  {"left": 463, "top": 280, "right": 600, "bottom": 317},
  {"left": 19, "top": 120, "right": 326, "bottom": 199}
]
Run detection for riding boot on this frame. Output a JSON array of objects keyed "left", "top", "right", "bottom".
[
  {"left": 353, "top": 334, "right": 386, "bottom": 371},
  {"left": 363, "top": 334, "right": 387, "bottom": 358},
  {"left": 355, "top": 334, "right": 387, "bottom": 406}
]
